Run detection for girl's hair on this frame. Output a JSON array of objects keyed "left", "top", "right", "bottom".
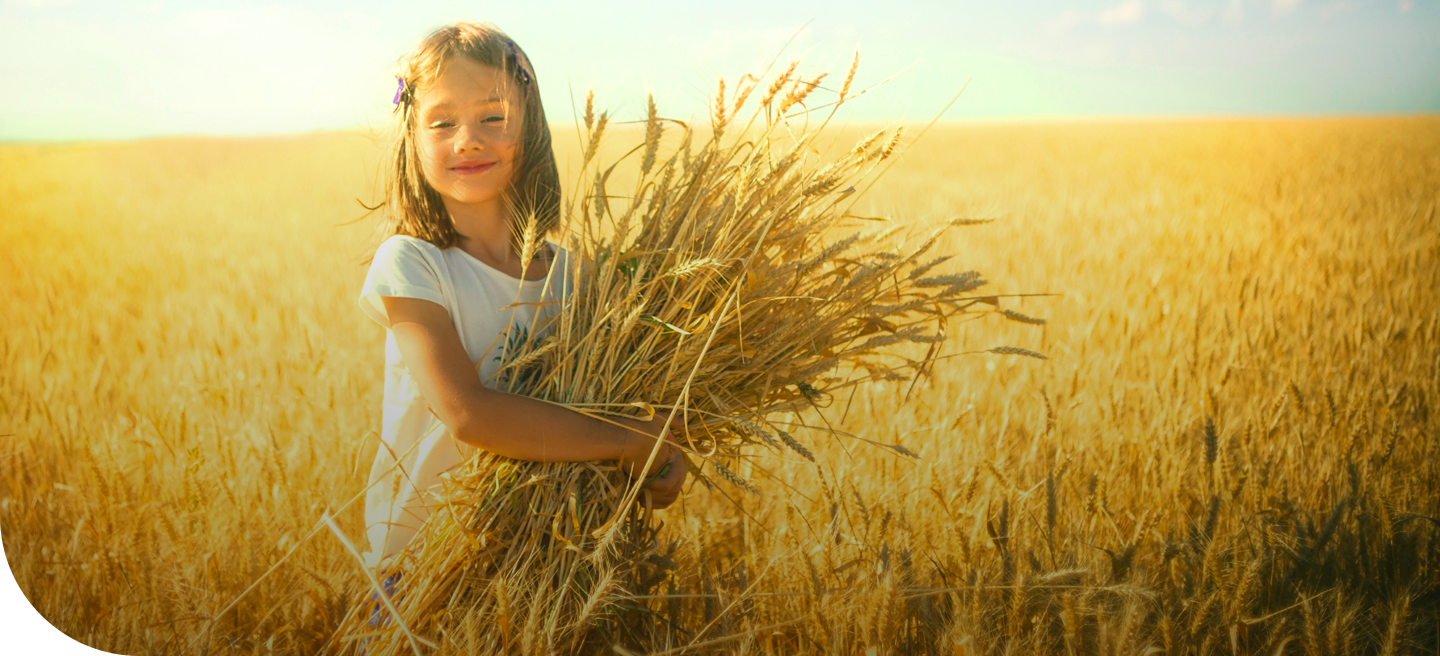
[{"left": 380, "top": 22, "right": 561, "bottom": 249}]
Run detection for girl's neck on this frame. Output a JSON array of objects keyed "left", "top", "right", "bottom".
[{"left": 444, "top": 196, "right": 548, "bottom": 281}]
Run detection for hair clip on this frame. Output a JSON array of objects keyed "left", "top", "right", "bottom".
[
  {"left": 392, "top": 77, "right": 411, "bottom": 113},
  {"left": 507, "top": 42, "right": 533, "bottom": 85}
]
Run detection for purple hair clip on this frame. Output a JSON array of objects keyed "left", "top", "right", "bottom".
[
  {"left": 507, "top": 42, "right": 533, "bottom": 85},
  {"left": 392, "top": 77, "right": 407, "bottom": 107}
]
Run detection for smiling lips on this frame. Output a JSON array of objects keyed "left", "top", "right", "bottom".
[{"left": 450, "top": 160, "right": 498, "bottom": 175}]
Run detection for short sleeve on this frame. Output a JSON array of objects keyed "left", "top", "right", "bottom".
[{"left": 359, "top": 236, "right": 448, "bottom": 328}]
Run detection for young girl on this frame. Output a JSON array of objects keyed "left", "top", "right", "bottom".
[{"left": 357, "top": 22, "right": 688, "bottom": 575}]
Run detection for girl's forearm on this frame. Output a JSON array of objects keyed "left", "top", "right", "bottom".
[
  {"left": 449, "top": 386, "right": 660, "bottom": 467},
  {"left": 378, "top": 296, "right": 667, "bottom": 472}
]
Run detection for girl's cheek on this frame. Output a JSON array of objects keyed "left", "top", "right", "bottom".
[
  {"left": 499, "top": 135, "right": 520, "bottom": 161},
  {"left": 418, "top": 140, "right": 447, "bottom": 183}
]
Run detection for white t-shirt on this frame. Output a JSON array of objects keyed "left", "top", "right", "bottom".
[{"left": 357, "top": 234, "right": 572, "bottom": 569}]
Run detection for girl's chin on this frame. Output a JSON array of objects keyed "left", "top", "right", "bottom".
[{"left": 441, "top": 187, "right": 506, "bottom": 206}]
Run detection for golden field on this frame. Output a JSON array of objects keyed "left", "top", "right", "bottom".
[{"left": 1, "top": 118, "right": 1437, "bottom": 654}]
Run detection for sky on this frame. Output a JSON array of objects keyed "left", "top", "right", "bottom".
[{"left": 0, "top": 0, "right": 1436, "bottom": 141}]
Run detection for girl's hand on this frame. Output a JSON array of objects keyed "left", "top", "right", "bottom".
[
  {"left": 609, "top": 414, "right": 688, "bottom": 508},
  {"left": 642, "top": 446, "right": 688, "bottom": 510},
  {"left": 614, "top": 415, "right": 677, "bottom": 480}
]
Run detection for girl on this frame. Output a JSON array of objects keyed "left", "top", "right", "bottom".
[{"left": 357, "top": 22, "right": 688, "bottom": 575}]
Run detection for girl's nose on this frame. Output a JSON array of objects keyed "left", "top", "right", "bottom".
[{"left": 453, "top": 122, "right": 485, "bottom": 152}]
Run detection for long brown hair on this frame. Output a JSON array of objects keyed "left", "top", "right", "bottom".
[{"left": 379, "top": 22, "right": 561, "bottom": 250}]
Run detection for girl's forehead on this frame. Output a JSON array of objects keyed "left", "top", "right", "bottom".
[{"left": 426, "top": 57, "right": 516, "bottom": 100}]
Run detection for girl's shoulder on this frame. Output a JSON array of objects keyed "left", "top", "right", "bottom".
[
  {"left": 377, "top": 233, "right": 442, "bottom": 256},
  {"left": 369, "top": 234, "right": 448, "bottom": 271},
  {"left": 365, "top": 235, "right": 451, "bottom": 289}
]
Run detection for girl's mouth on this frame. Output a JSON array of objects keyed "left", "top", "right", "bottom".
[{"left": 451, "top": 161, "right": 498, "bottom": 175}]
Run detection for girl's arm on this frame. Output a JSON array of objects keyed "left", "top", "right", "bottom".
[{"left": 382, "top": 295, "right": 674, "bottom": 479}]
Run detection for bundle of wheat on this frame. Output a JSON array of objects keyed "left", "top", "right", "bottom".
[{"left": 336, "top": 57, "right": 1007, "bottom": 655}]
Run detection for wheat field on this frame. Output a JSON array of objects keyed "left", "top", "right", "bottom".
[{"left": 1, "top": 118, "right": 1437, "bottom": 654}]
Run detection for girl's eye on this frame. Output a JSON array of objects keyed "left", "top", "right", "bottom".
[
  {"left": 428, "top": 121, "right": 454, "bottom": 129},
  {"left": 483, "top": 115, "right": 506, "bottom": 124}
]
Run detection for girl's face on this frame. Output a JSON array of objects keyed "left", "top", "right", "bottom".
[{"left": 414, "top": 57, "right": 523, "bottom": 210}]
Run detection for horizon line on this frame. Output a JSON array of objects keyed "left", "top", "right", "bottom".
[{"left": 4, "top": 112, "right": 1437, "bottom": 146}]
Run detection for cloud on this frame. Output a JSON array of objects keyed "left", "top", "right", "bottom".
[
  {"left": 1098, "top": 0, "right": 1147, "bottom": 24},
  {"left": 1159, "top": 0, "right": 1217, "bottom": 24},
  {"left": 4, "top": 0, "right": 79, "bottom": 7},
  {"left": 1273, "top": 0, "right": 1302, "bottom": 15},
  {"left": 1318, "top": 0, "right": 1355, "bottom": 16},
  {"left": 1046, "top": 0, "right": 1247, "bottom": 34},
  {"left": 1041, "top": 9, "right": 1087, "bottom": 34},
  {"left": 1222, "top": 0, "right": 1247, "bottom": 22}
]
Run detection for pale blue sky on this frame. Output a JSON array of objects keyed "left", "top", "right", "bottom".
[{"left": 1, "top": 0, "right": 1436, "bottom": 141}]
